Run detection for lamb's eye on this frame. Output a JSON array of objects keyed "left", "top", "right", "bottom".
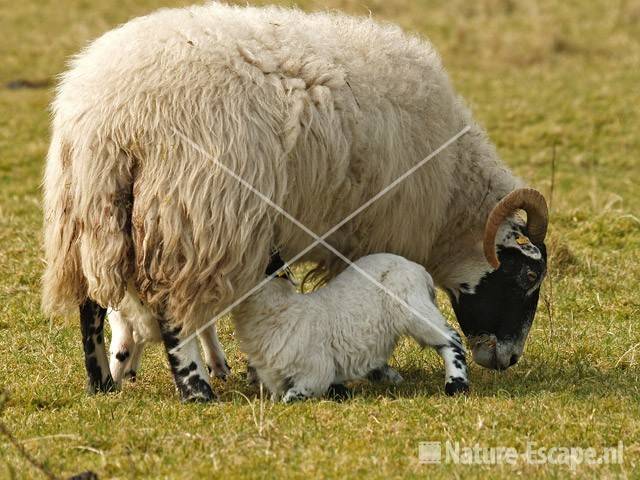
[{"left": 526, "top": 271, "right": 538, "bottom": 283}]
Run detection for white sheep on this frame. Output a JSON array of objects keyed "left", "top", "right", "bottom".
[
  {"left": 234, "top": 253, "right": 469, "bottom": 402},
  {"left": 42, "top": 4, "right": 548, "bottom": 401}
]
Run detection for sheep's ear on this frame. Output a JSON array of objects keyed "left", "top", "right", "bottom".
[{"left": 494, "top": 219, "right": 543, "bottom": 264}]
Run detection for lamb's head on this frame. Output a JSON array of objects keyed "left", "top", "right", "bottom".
[{"left": 447, "top": 189, "right": 548, "bottom": 371}]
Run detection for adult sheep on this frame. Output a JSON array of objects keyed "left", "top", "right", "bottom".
[{"left": 43, "top": 4, "right": 549, "bottom": 402}]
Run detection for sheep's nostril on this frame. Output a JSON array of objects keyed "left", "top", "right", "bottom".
[{"left": 509, "top": 354, "right": 518, "bottom": 366}]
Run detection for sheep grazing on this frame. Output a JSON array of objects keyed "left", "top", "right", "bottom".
[
  {"left": 234, "top": 254, "right": 469, "bottom": 401},
  {"left": 43, "top": 4, "right": 548, "bottom": 401}
]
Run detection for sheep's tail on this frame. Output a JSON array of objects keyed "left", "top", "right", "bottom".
[{"left": 42, "top": 129, "right": 135, "bottom": 316}]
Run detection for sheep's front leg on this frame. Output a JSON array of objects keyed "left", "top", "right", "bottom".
[
  {"left": 159, "top": 320, "right": 215, "bottom": 402},
  {"left": 79, "top": 300, "right": 116, "bottom": 394}
]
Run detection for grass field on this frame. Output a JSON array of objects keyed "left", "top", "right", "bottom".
[{"left": 1, "top": 0, "right": 639, "bottom": 478}]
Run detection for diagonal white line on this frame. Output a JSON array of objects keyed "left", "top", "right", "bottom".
[{"left": 170, "top": 125, "right": 470, "bottom": 353}]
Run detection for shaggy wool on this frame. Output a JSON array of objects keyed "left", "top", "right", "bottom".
[{"left": 43, "top": 3, "right": 521, "bottom": 332}]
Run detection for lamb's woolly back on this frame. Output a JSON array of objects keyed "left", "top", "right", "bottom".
[{"left": 43, "top": 4, "right": 517, "bottom": 333}]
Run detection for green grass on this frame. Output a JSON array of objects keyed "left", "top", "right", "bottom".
[{"left": 1, "top": 0, "right": 639, "bottom": 478}]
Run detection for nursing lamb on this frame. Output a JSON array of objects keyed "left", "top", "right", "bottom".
[{"left": 234, "top": 253, "right": 469, "bottom": 402}]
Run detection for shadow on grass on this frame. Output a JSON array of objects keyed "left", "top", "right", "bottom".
[{"left": 218, "top": 361, "right": 638, "bottom": 403}]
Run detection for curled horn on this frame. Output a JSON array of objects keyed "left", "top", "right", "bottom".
[{"left": 483, "top": 188, "right": 549, "bottom": 269}]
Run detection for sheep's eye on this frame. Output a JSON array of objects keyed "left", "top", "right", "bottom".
[{"left": 526, "top": 271, "right": 538, "bottom": 283}]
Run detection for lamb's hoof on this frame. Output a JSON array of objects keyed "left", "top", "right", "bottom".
[
  {"left": 207, "top": 359, "right": 231, "bottom": 381},
  {"left": 445, "top": 377, "right": 469, "bottom": 396},
  {"left": 282, "top": 390, "right": 307, "bottom": 404},
  {"left": 246, "top": 365, "right": 259, "bottom": 386},
  {"left": 327, "top": 383, "right": 351, "bottom": 402}
]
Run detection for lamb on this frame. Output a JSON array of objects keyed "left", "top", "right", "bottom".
[
  {"left": 234, "top": 253, "right": 469, "bottom": 402},
  {"left": 42, "top": 4, "right": 548, "bottom": 401}
]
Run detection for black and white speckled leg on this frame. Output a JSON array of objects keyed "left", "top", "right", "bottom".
[
  {"left": 159, "top": 319, "right": 215, "bottom": 402},
  {"left": 405, "top": 303, "right": 469, "bottom": 396},
  {"left": 438, "top": 331, "right": 469, "bottom": 396},
  {"left": 79, "top": 300, "right": 116, "bottom": 394}
]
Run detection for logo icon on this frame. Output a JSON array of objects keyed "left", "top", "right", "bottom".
[{"left": 419, "top": 442, "right": 442, "bottom": 464}]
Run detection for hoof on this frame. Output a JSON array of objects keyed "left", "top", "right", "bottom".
[
  {"left": 445, "top": 377, "right": 469, "bottom": 396},
  {"left": 178, "top": 376, "right": 216, "bottom": 403},
  {"left": 246, "top": 366, "right": 260, "bottom": 386},
  {"left": 282, "top": 390, "right": 308, "bottom": 404},
  {"left": 181, "top": 387, "right": 216, "bottom": 403},
  {"left": 208, "top": 359, "right": 231, "bottom": 381},
  {"left": 327, "top": 383, "right": 351, "bottom": 402}
]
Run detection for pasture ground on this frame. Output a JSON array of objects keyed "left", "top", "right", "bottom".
[{"left": 0, "top": 0, "right": 638, "bottom": 478}]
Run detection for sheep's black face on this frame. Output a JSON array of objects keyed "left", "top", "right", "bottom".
[{"left": 448, "top": 223, "right": 547, "bottom": 370}]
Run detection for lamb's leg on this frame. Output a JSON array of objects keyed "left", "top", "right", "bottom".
[
  {"left": 437, "top": 332, "right": 469, "bottom": 396},
  {"left": 246, "top": 364, "right": 260, "bottom": 386},
  {"left": 158, "top": 319, "right": 215, "bottom": 402},
  {"left": 326, "top": 383, "right": 352, "bottom": 401},
  {"left": 199, "top": 325, "right": 231, "bottom": 380},
  {"left": 282, "top": 365, "right": 334, "bottom": 403},
  {"left": 282, "top": 384, "right": 320, "bottom": 403},
  {"left": 366, "top": 364, "right": 404, "bottom": 384},
  {"left": 405, "top": 300, "right": 469, "bottom": 395},
  {"left": 79, "top": 300, "right": 116, "bottom": 394}
]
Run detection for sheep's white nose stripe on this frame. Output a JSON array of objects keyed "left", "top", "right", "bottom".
[{"left": 169, "top": 125, "right": 471, "bottom": 354}]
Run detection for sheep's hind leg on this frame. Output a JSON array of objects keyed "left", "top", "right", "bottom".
[
  {"left": 158, "top": 319, "right": 215, "bottom": 402},
  {"left": 79, "top": 300, "right": 116, "bottom": 394}
]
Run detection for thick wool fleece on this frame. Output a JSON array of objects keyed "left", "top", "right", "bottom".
[{"left": 43, "top": 3, "right": 520, "bottom": 333}]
